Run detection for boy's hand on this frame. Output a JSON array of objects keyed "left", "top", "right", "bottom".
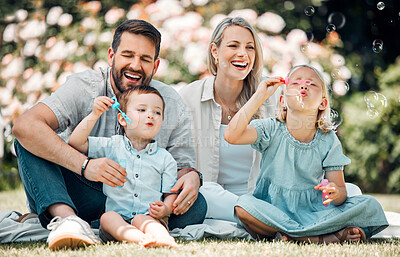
[
  {"left": 93, "top": 96, "right": 113, "bottom": 117},
  {"left": 148, "top": 201, "right": 168, "bottom": 219},
  {"left": 314, "top": 181, "right": 339, "bottom": 205}
]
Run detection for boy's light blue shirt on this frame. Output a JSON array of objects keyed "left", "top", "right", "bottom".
[
  {"left": 88, "top": 135, "right": 177, "bottom": 220},
  {"left": 41, "top": 67, "right": 195, "bottom": 170}
]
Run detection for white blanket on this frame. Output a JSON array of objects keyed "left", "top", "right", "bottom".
[{"left": 0, "top": 210, "right": 399, "bottom": 243}]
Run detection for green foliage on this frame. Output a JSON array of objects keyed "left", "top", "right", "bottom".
[{"left": 341, "top": 60, "right": 400, "bottom": 193}]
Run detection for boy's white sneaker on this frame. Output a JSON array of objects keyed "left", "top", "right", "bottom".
[{"left": 46, "top": 215, "right": 100, "bottom": 250}]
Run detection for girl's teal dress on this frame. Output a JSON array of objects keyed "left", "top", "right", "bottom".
[{"left": 236, "top": 118, "right": 388, "bottom": 238}]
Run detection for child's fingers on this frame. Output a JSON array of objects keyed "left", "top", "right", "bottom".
[{"left": 323, "top": 198, "right": 333, "bottom": 205}]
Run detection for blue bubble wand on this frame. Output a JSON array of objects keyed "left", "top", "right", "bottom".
[{"left": 111, "top": 97, "right": 132, "bottom": 124}]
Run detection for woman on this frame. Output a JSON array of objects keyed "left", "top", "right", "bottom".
[{"left": 179, "top": 17, "right": 280, "bottom": 222}]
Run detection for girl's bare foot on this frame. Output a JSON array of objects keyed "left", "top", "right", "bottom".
[
  {"left": 318, "top": 226, "right": 366, "bottom": 244},
  {"left": 139, "top": 233, "right": 178, "bottom": 248},
  {"left": 275, "top": 226, "right": 366, "bottom": 244}
]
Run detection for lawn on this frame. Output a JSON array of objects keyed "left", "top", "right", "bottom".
[{"left": 1, "top": 187, "right": 399, "bottom": 257}]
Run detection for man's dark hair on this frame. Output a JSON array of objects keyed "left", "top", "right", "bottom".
[{"left": 112, "top": 19, "right": 161, "bottom": 60}]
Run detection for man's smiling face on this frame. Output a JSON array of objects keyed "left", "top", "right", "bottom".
[{"left": 108, "top": 32, "right": 160, "bottom": 94}]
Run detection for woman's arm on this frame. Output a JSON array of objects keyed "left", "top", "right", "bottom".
[{"left": 224, "top": 78, "right": 282, "bottom": 145}]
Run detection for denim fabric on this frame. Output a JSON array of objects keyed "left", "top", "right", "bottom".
[
  {"left": 14, "top": 140, "right": 105, "bottom": 228},
  {"left": 168, "top": 192, "right": 207, "bottom": 230},
  {"left": 15, "top": 140, "right": 207, "bottom": 229}
]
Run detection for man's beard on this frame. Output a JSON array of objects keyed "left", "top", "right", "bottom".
[{"left": 111, "top": 61, "right": 153, "bottom": 93}]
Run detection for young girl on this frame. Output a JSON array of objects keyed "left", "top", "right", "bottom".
[
  {"left": 224, "top": 65, "right": 388, "bottom": 243},
  {"left": 69, "top": 86, "right": 178, "bottom": 248}
]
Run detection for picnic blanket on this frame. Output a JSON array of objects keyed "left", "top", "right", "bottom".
[{"left": 1, "top": 210, "right": 399, "bottom": 243}]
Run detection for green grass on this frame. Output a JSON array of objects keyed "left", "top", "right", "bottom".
[{"left": 1, "top": 188, "right": 399, "bottom": 257}]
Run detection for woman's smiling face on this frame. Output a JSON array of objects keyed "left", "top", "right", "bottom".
[{"left": 212, "top": 25, "right": 256, "bottom": 81}]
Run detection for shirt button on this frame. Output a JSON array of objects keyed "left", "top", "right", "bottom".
[
  {"left": 135, "top": 174, "right": 139, "bottom": 178},
  {"left": 134, "top": 193, "right": 138, "bottom": 197},
  {"left": 132, "top": 212, "right": 136, "bottom": 216},
  {"left": 136, "top": 155, "right": 140, "bottom": 159}
]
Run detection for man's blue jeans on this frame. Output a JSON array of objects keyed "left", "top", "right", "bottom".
[{"left": 14, "top": 140, "right": 207, "bottom": 229}]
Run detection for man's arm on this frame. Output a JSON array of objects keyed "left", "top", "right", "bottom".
[
  {"left": 13, "top": 103, "right": 85, "bottom": 173},
  {"left": 12, "top": 103, "right": 126, "bottom": 186}
]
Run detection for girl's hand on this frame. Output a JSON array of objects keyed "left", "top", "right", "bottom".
[
  {"left": 148, "top": 201, "right": 168, "bottom": 219},
  {"left": 256, "top": 77, "right": 283, "bottom": 100},
  {"left": 314, "top": 181, "right": 339, "bottom": 205},
  {"left": 92, "top": 96, "right": 113, "bottom": 117}
]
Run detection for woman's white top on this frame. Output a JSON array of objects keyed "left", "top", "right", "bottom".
[
  {"left": 218, "top": 125, "right": 253, "bottom": 196},
  {"left": 179, "top": 76, "right": 280, "bottom": 193}
]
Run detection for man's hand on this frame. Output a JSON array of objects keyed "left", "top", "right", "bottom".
[
  {"left": 84, "top": 158, "right": 127, "bottom": 187},
  {"left": 170, "top": 168, "right": 200, "bottom": 215}
]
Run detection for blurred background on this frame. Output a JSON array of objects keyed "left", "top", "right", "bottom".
[{"left": 0, "top": 0, "right": 399, "bottom": 193}]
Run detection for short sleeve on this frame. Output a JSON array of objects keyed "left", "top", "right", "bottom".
[
  {"left": 250, "top": 118, "right": 277, "bottom": 153},
  {"left": 322, "top": 132, "right": 351, "bottom": 171},
  {"left": 41, "top": 73, "right": 94, "bottom": 134},
  {"left": 88, "top": 136, "right": 113, "bottom": 159},
  {"left": 160, "top": 151, "right": 178, "bottom": 193}
]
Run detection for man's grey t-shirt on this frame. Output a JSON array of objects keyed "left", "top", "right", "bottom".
[{"left": 41, "top": 67, "right": 195, "bottom": 170}]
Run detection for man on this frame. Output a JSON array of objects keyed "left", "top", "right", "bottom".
[{"left": 12, "top": 19, "right": 206, "bottom": 250}]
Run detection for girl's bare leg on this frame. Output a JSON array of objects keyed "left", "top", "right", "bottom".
[
  {"left": 235, "top": 206, "right": 279, "bottom": 239},
  {"left": 100, "top": 211, "right": 145, "bottom": 243},
  {"left": 132, "top": 214, "right": 178, "bottom": 248}
]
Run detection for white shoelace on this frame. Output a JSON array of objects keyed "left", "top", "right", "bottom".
[{"left": 47, "top": 216, "right": 63, "bottom": 231}]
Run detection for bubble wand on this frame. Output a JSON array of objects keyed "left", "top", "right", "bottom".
[{"left": 111, "top": 97, "right": 132, "bottom": 124}]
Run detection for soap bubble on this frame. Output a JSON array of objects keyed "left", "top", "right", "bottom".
[
  {"left": 377, "top": 2, "right": 385, "bottom": 11},
  {"left": 330, "top": 109, "right": 342, "bottom": 127},
  {"left": 285, "top": 88, "right": 304, "bottom": 108},
  {"left": 328, "top": 12, "right": 346, "bottom": 29},
  {"left": 300, "top": 43, "right": 309, "bottom": 53},
  {"left": 304, "top": 6, "right": 315, "bottom": 16},
  {"left": 372, "top": 39, "right": 383, "bottom": 53},
  {"left": 326, "top": 24, "right": 336, "bottom": 33},
  {"left": 331, "top": 69, "right": 341, "bottom": 79},
  {"left": 364, "top": 91, "right": 387, "bottom": 119}
]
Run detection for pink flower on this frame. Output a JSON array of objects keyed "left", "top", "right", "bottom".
[
  {"left": 47, "top": 6, "right": 63, "bottom": 25},
  {"left": 1, "top": 57, "right": 24, "bottom": 79},
  {"left": 19, "top": 20, "right": 46, "bottom": 40},
  {"left": 257, "top": 12, "right": 286, "bottom": 34},
  {"left": 58, "top": 13, "right": 73, "bottom": 27},
  {"left": 105, "top": 8, "right": 125, "bottom": 25},
  {"left": 210, "top": 14, "right": 227, "bottom": 29},
  {"left": 228, "top": 9, "right": 258, "bottom": 25},
  {"left": 23, "top": 39, "right": 40, "bottom": 57},
  {"left": 15, "top": 9, "right": 28, "bottom": 22},
  {"left": 3, "top": 24, "right": 18, "bottom": 42}
]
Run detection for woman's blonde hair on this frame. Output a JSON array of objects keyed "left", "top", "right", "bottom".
[
  {"left": 207, "top": 17, "right": 263, "bottom": 119},
  {"left": 276, "top": 64, "right": 336, "bottom": 133}
]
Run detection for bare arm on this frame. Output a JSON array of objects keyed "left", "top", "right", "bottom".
[
  {"left": 69, "top": 96, "right": 113, "bottom": 154},
  {"left": 12, "top": 103, "right": 86, "bottom": 174},
  {"left": 224, "top": 78, "right": 282, "bottom": 145},
  {"left": 314, "top": 170, "right": 347, "bottom": 206},
  {"left": 12, "top": 102, "right": 126, "bottom": 187}
]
